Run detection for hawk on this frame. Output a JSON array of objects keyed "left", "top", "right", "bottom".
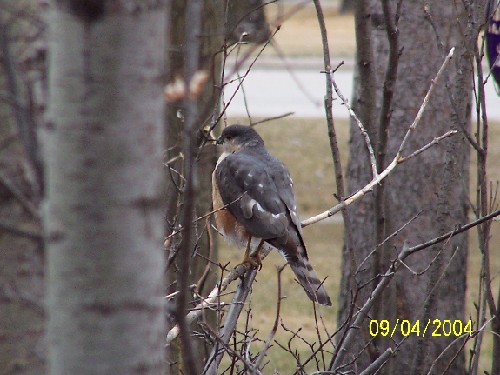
[{"left": 212, "top": 124, "right": 331, "bottom": 306}]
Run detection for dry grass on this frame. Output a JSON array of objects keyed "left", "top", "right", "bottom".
[
  {"left": 266, "top": 5, "right": 356, "bottom": 58},
  {"left": 234, "top": 3, "right": 356, "bottom": 59},
  {"left": 217, "top": 117, "right": 500, "bottom": 373}
]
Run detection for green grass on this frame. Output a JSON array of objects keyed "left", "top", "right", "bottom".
[{"left": 217, "top": 117, "right": 500, "bottom": 374}]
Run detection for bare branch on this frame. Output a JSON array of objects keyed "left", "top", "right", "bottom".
[
  {"left": 359, "top": 348, "right": 394, "bottom": 375},
  {"left": 426, "top": 317, "right": 494, "bottom": 375},
  {"left": 203, "top": 267, "right": 258, "bottom": 375},
  {"left": 329, "top": 70, "right": 377, "bottom": 179},
  {"left": 172, "top": 1, "right": 204, "bottom": 373},
  {"left": 0, "top": 221, "right": 42, "bottom": 240},
  {"left": 301, "top": 128, "right": 456, "bottom": 227},
  {"left": 164, "top": 193, "right": 244, "bottom": 242},
  {"left": 0, "top": 171, "right": 39, "bottom": 218},
  {"left": 397, "top": 130, "right": 458, "bottom": 162},
  {"left": 249, "top": 111, "right": 295, "bottom": 127},
  {"left": 397, "top": 47, "right": 455, "bottom": 156},
  {"left": 401, "top": 209, "right": 500, "bottom": 257},
  {"left": 219, "top": 28, "right": 278, "bottom": 123},
  {"left": 356, "top": 211, "right": 422, "bottom": 275},
  {"left": 0, "top": 14, "right": 43, "bottom": 191},
  {"left": 302, "top": 48, "right": 457, "bottom": 228},
  {"left": 253, "top": 265, "right": 285, "bottom": 371},
  {"left": 271, "top": 39, "right": 322, "bottom": 107}
]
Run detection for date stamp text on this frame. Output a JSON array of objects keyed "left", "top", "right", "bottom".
[{"left": 369, "top": 319, "right": 473, "bottom": 338}]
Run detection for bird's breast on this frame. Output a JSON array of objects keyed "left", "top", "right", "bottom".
[{"left": 212, "top": 170, "right": 250, "bottom": 249}]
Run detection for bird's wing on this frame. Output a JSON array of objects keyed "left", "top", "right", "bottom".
[
  {"left": 267, "top": 157, "right": 310, "bottom": 258},
  {"left": 269, "top": 158, "right": 303, "bottom": 232},
  {"left": 215, "top": 151, "right": 289, "bottom": 239},
  {"left": 216, "top": 150, "right": 332, "bottom": 306}
]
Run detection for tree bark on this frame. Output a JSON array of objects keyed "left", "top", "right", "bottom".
[
  {"left": 224, "top": 0, "right": 270, "bottom": 44},
  {"left": 340, "top": 0, "right": 355, "bottom": 14},
  {"left": 44, "top": 2, "right": 166, "bottom": 374},
  {"left": 340, "top": 1, "right": 483, "bottom": 373},
  {"left": 164, "top": 0, "right": 223, "bottom": 372}
]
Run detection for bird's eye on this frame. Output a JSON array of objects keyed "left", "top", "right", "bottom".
[{"left": 226, "top": 135, "right": 232, "bottom": 141}]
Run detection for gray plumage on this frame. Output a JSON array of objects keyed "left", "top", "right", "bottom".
[{"left": 214, "top": 124, "right": 331, "bottom": 306}]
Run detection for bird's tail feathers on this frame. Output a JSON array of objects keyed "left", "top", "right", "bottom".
[{"left": 286, "top": 251, "right": 332, "bottom": 306}]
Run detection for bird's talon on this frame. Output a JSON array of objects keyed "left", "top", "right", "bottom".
[{"left": 242, "top": 253, "right": 261, "bottom": 270}]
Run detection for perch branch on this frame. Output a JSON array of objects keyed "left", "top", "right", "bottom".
[
  {"left": 203, "top": 267, "right": 259, "bottom": 375},
  {"left": 166, "top": 247, "right": 271, "bottom": 345}
]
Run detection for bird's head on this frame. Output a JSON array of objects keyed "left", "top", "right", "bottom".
[{"left": 216, "top": 124, "right": 264, "bottom": 153}]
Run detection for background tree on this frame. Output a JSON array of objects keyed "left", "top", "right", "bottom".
[
  {"left": 44, "top": 1, "right": 166, "bottom": 373},
  {"left": 0, "top": 1, "right": 46, "bottom": 373},
  {"left": 163, "top": 0, "right": 223, "bottom": 372},
  {"left": 340, "top": 0, "right": 354, "bottom": 13},
  {"left": 338, "top": 0, "right": 485, "bottom": 373}
]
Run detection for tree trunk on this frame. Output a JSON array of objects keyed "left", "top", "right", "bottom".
[
  {"left": 340, "top": 0, "right": 355, "bottom": 14},
  {"left": 44, "top": 2, "right": 166, "bottom": 374},
  {"left": 224, "top": 0, "right": 270, "bottom": 44},
  {"left": 164, "top": 0, "right": 223, "bottom": 373},
  {"left": 340, "top": 0, "right": 483, "bottom": 373},
  {"left": 0, "top": 1, "right": 46, "bottom": 373}
]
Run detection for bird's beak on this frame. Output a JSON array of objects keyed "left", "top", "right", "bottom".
[{"left": 216, "top": 136, "right": 224, "bottom": 145}]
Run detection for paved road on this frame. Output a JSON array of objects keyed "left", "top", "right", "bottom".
[{"left": 224, "top": 63, "right": 500, "bottom": 120}]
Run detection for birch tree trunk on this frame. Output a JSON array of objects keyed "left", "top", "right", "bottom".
[
  {"left": 44, "top": 2, "right": 166, "bottom": 374},
  {"left": 340, "top": 0, "right": 484, "bottom": 373}
]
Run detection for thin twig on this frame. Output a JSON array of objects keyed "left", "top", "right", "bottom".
[
  {"left": 271, "top": 39, "right": 322, "bottom": 107},
  {"left": 200, "top": 320, "right": 259, "bottom": 374},
  {"left": 426, "top": 317, "right": 494, "bottom": 375},
  {"left": 164, "top": 193, "right": 243, "bottom": 242},
  {"left": 330, "top": 71, "right": 377, "bottom": 179},
  {"left": 302, "top": 48, "right": 456, "bottom": 228},
  {"left": 194, "top": 218, "right": 215, "bottom": 295},
  {"left": 356, "top": 211, "right": 422, "bottom": 275},
  {"left": 0, "top": 172, "right": 39, "bottom": 218},
  {"left": 397, "top": 130, "right": 458, "bottom": 162},
  {"left": 0, "top": 221, "right": 42, "bottom": 240},
  {"left": 219, "top": 27, "right": 279, "bottom": 123},
  {"left": 397, "top": 47, "right": 455, "bottom": 156},
  {"left": 253, "top": 264, "right": 285, "bottom": 372},
  {"left": 249, "top": 111, "right": 295, "bottom": 127},
  {"left": 401, "top": 209, "right": 500, "bottom": 257}
]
